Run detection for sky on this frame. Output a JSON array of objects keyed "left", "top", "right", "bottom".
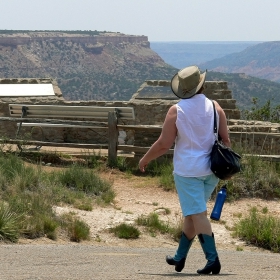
[{"left": 1, "top": 0, "right": 280, "bottom": 42}]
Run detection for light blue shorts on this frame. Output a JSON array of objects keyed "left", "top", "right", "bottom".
[{"left": 173, "top": 173, "right": 219, "bottom": 217}]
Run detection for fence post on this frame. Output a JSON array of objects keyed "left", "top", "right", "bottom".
[{"left": 108, "top": 110, "right": 118, "bottom": 166}]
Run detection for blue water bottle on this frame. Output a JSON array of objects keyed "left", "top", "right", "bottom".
[{"left": 210, "top": 185, "right": 227, "bottom": 221}]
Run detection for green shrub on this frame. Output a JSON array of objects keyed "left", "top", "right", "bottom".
[
  {"left": 110, "top": 223, "right": 140, "bottom": 239},
  {"left": 68, "top": 218, "right": 90, "bottom": 242},
  {"left": 243, "top": 98, "right": 280, "bottom": 123},
  {"left": 143, "top": 157, "right": 173, "bottom": 177},
  {"left": 55, "top": 164, "right": 115, "bottom": 203},
  {"left": 136, "top": 212, "right": 170, "bottom": 235},
  {"left": 130, "top": 157, "right": 175, "bottom": 191},
  {"left": 158, "top": 163, "right": 175, "bottom": 191},
  {"left": 43, "top": 216, "right": 59, "bottom": 240},
  {"left": 233, "top": 207, "right": 280, "bottom": 252},
  {"left": 73, "top": 198, "right": 93, "bottom": 211},
  {"left": 0, "top": 153, "right": 46, "bottom": 192},
  {"left": 234, "top": 157, "right": 280, "bottom": 199},
  {"left": 0, "top": 203, "right": 20, "bottom": 242},
  {"left": 0, "top": 153, "right": 26, "bottom": 182},
  {"left": 59, "top": 212, "right": 90, "bottom": 242}
]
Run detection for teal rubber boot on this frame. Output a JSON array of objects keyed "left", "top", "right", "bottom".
[
  {"left": 166, "top": 232, "right": 194, "bottom": 272},
  {"left": 197, "top": 233, "right": 221, "bottom": 274}
]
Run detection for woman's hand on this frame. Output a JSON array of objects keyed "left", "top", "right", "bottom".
[{"left": 139, "top": 158, "right": 148, "bottom": 173}]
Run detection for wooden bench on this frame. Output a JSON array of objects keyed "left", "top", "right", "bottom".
[{"left": 4, "top": 104, "right": 135, "bottom": 164}]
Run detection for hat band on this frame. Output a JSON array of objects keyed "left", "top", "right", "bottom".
[{"left": 182, "top": 89, "right": 192, "bottom": 96}]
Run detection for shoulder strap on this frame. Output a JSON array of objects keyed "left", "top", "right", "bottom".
[{"left": 212, "top": 100, "right": 217, "bottom": 134}]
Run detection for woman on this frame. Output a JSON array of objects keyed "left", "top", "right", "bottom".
[{"left": 139, "top": 65, "right": 230, "bottom": 275}]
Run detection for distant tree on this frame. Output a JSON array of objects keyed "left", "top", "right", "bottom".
[{"left": 243, "top": 98, "right": 280, "bottom": 123}]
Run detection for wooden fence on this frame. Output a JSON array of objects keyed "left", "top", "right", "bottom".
[{"left": 1, "top": 117, "right": 280, "bottom": 164}]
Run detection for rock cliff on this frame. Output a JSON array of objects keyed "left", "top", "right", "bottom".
[{"left": 0, "top": 31, "right": 176, "bottom": 101}]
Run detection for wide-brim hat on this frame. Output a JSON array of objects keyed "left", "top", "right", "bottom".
[{"left": 171, "top": 65, "right": 206, "bottom": 99}]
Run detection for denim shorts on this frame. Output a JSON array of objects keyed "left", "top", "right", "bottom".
[{"left": 173, "top": 173, "right": 219, "bottom": 216}]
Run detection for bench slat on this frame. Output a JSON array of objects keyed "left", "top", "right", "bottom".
[
  {"left": 17, "top": 123, "right": 107, "bottom": 129},
  {"left": 9, "top": 104, "right": 135, "bottom": 120}
]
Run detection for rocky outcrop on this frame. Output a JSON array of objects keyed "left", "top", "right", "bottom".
[{"left": 0, "top": 34, "right": 149, "bottom": 48}]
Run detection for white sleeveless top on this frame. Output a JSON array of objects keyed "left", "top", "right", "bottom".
[{"left": 173, "top": 94, "right": 218, "bottom": 177}]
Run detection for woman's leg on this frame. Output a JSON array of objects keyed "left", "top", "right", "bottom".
[
  {"left": 166, "top": 216, "right": 196, "bottom": 272},
  {"left": 190, "top": 211, "right": 212, "bottom": 236},
  {"left": 183, "top": 215, "right": 196, "bottom": 239},
  {"left": 190, "top": 211, "right": 220, "bottom": 274},
  {"left": 196, "top": 232, "right": 221, "bottom": 274}
]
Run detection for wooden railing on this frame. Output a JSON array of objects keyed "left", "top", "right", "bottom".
[
  {"left": 0, "top": 116, "right": 166, "bottom": 165},
  {"left": 1, "top": 117, "right": 280, "bottom": 164}
]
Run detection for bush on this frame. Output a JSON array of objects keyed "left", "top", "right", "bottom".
[
  {"left": 0, "top": 203, "right": 20, "bottom": 242},
  {"left": 233, "top": 207, "right": 280, "bottom": 253},
  {"left": 59, "top": 213, "right": 90, "bottom": 242},
  {"left": 231, "top": 156, "right": 280, "bottom": 200},
  {"left": 55, "top": 164, "right": 115, "bottom": 203},
  {"left": 69, "top": 219, "right": 90, "bottom": 242},
  {"left": 110, "top": 223, "right": 140, "bottom": 239},
  {"left": 243, "top": 98, "right": 280, "bottom": 123},
  {"left": 158, "top": 163, "right": 175, "bottom": 191},
  {"left": 136, "top": 212, "right": 171, "bottom": 235}
]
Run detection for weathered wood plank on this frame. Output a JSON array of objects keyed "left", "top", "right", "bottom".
[
  {"left": 0, "top": 117, "right": 108, "bottom": 127},
  {"left": 118, "top": 145, "right": 174, "bottom": 154},
  {"left": 108, "top": 111, "right": 118, "bottom": 165},
  {"left": 229, "top": 131, "right": 280, "bottom": 137},
  {"left": 117, "top": 124, "right": 162, "bottom": 132},
  {"left": 0, "top": 139, "right": 108, "bottom": 149},
  {"left": 243, "top": 154, "right": 280, "bottom": 162},
  {"left": 18, "top": 123, "right": 108, "bottom": 129}
]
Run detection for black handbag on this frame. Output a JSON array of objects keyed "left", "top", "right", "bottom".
[{"left": 210, "top": 101, "right": 241, "bottom": 180}]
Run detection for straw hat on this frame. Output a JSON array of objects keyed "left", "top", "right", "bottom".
[{"left": 171, "top": 65, "right": 206, "bottom": 99}]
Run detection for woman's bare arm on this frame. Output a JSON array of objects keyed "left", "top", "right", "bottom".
[{"left": 139, "top": 105, "right": 177, "bottom": 172}]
